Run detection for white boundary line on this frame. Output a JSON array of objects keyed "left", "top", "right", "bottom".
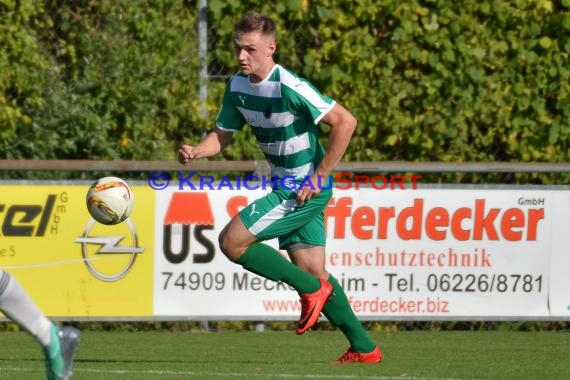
[
  {"left": 1, "top": 255, "right": 126, "bottom": 270},
  {"left": 0, "top": 366, "right": 470, "bottom": 380}
]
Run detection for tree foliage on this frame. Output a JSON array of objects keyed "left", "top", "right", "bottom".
[
  {"left": 1, "top": 0, "right": 569, "bottom": 181},
  {"left": 1, "top": 0, "right": 199, "bottom": 161}
]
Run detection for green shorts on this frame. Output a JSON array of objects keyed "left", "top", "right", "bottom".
[{"left": 239, "top": 187, "right": 332, "bottom": 249}]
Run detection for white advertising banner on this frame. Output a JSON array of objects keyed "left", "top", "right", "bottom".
[
  {"left": 153, "top": 185, "right": 568, "bottom": 320},
  {"left": 325, "top": 188, "right": 551, "bottom": 319},
  {"left": 547, "top": 191, "right": 570, "bottom": 317},
  {"left": 153, "top": 187, "right": 291, "bottom": 319}
]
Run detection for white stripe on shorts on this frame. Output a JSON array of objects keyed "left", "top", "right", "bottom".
[{"left": 248, "top": 198, "right": 298, "bottom": 236}]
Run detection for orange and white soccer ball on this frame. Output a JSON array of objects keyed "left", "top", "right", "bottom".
[{"left": 86, "top": 176, "right": 134, "bottom": 225}]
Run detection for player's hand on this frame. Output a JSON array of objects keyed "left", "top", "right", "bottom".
[
  {"left": 178, "top": 144, "right": 198, "bottom": 165},
  {"left": 296, "top": 174, "right": 323, "bottom": 205}
]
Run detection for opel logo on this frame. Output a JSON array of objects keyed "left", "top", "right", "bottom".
[{"left": 75, "top": 218, "right": 144, "bottom": 282}]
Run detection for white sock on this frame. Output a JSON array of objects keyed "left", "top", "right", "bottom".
[{"left": 0, "top": 270, "right": 53, "bottom": 347}]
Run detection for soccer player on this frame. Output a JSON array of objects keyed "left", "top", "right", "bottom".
[
  {"left": 178, "top": 12, "right": 381, "bottom": 363},
  {"left": 0, "top": 269, "right": 80, "bottom": 379}
]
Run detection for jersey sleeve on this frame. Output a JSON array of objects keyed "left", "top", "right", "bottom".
[
  {"left": 215, "top": 77, "right": 246, "bottom": 132},
  {"left": 281, "top": 78, "right": 336, "bottom": 125}
]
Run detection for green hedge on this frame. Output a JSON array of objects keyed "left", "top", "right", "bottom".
[
  {"left": 1, "top": 0, "right": 569, "bottom": 182},
  {"left": 1, "top": 0, "right": 200, "bottom": 162}
]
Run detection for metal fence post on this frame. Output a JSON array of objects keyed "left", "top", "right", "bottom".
[{"left": 198, "top": 0, "right": 208, "bottom": 120}]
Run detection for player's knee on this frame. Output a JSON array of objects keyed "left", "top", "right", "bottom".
[
  {"left": 218, "top": 228, "right": 240, "bottom": 261},
  {"left": 218, "top": 228, "right": 230, "bottom": 255}
]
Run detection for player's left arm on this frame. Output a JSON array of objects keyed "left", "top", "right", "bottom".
[
  {"left": 296, "top": 103, "right": 357, "bottom": 203},
  {"left": 315, "top": 103, "right": 357, "bottom": 178}
]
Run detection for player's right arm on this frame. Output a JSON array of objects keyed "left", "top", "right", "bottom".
[
  {"left": 178, "top": 127, "right": 233, "bottom": 165},
  {"left": 179, "top": 76, "right": 244, "bottom": 165}
]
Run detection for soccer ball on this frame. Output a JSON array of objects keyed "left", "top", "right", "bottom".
[{"left": 86, "top": 176, "right": 134, "bottom": 225}]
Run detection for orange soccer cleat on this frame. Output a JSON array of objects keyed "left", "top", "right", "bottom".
[
  {"left": 334, "top": 346, "right": 382, "bottom": 364},
  {"left": 296, "top": 278, "right": 333, "bottom": 335}
]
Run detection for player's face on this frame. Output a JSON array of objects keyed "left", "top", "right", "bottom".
[{"left": 234, "top": 31, "right": 275, "bottom": 82}]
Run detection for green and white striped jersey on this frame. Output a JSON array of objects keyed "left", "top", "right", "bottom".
[{"left": 215, "top": 64, "right": 335, "bottom": 180}]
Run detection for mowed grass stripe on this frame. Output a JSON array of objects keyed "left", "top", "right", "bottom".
[{"left": 0, "top": 330, "right": 569, "bottom": 379}]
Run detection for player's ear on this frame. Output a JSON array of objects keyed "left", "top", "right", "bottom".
[{"left": 267, "top": 40, "right": 276, "bottom": 57}]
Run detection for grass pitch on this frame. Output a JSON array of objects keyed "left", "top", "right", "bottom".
[{"left": 0, "top": 329, "right": 569, "bottom": 379}]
